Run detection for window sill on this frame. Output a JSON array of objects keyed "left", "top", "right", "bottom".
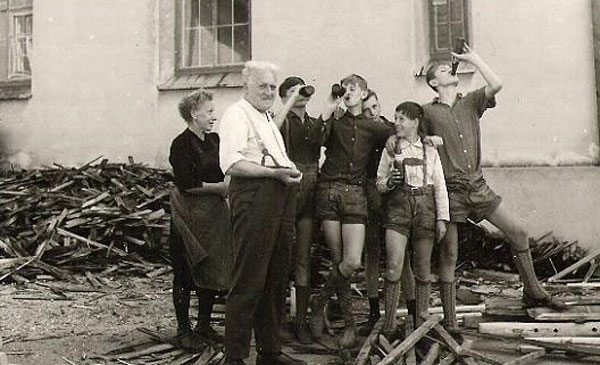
[
  {"left": 414, "top": 64, "right": 476, "bottom": 78},
  {"left": 157, "top": 71, "right": 244, "bottom": 91},
  {"left": 0, "top": 79, "right": 32, "bottom": 100}
]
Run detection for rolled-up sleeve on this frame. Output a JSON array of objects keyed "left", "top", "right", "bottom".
[
  {"left": 376, "top": 149, "right": 394, "bottom": 193},
  {"left": 431, "top": 149, "right": 450, "bottom": 221},
  {"left": 218, "top": 106, "right": 249, "bottom": 174}
]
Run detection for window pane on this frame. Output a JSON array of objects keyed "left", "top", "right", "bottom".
[
  {"left": 435, "top": 3, "right": 449, "bottom": 24},
  {"left": 233, "top": 25, "right": 249, "bottom": 63},
  {"left": 450, "top": 0, "right": 464, "bottom": 22},
  {"left": 450, "top": 23, "right": 465, "bottom": 43},
  {"left": 217, "top": 26, "right": 232, "bottom": 64},
  {"left": 184, "top": 29, "right": 199, "bottom": 67},
  {"left": 217, "top": 0, "right": 232, "bottom": 25},
  {"left": 200, "top": 27, "right": 216, "bottom": 66},
  {"left": 200, "top": 0, "right": 213, "bottom": 27},
  {"left": 234, "top": 0, "right": 249, "bottom": 23},
  {"left": 188, "top": 0, "right": 199, "bottom": 27},
  {"left": 436, "top": 24, "right": 450, "bottom": 51}
]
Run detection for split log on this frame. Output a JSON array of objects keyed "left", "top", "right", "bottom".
[
  {"left": 430, "top": 324, "right": 478, "bottom": 365},
  {"left": 419, "top": 342, "right": 440, "bottom": 365},
  {"left": 524, "top": 337, "right": 600, "bottom": 345},
  {"left": 547, "top": 246, "right": 600, "bottom": 282},
  {"left": 355, "top": 318, "right": 384, "bottom": 365}
]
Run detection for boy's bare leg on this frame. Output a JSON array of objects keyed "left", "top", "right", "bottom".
[
  {"left": 383, "top": 230, "right": 407, "bottom": 335},
  {"left": 486, "top": 205, "right": 566, "bottom": 310},
  {"left": 294, "top": 216, "right": 314, "bottom": 343},
  {"left": 309, "top": 220, "right": 343, "bottom": 339}
]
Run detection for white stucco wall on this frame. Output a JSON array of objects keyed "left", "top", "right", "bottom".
[{"left": 0, "top": 0, "right": 599, "bottom": 249}]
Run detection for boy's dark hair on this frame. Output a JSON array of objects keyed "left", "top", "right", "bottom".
[
  {"left": 340, "top": 74, "right": 368, "bottom": 91},
  {"left": 364, "top": 89, "right": 378, "bottom": 101},
  {"left": 178, "top": 89, "right": 213, "bottom": 123},
  {"left": 425, "top": 61, "right": 446, "bottom": 92},
  {"left": 395, "top": 101, "right": 426, "bottom": 137},
  {"left": 278, "top": 76, "right": 305, "bottom": 98}
]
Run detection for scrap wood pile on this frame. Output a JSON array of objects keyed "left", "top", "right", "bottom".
[
  {"left": 455, "top": 222, "right": 592, "bottom": 281},
  {"left": 0, "top": 156, "right": 173, "bottom": 283}
]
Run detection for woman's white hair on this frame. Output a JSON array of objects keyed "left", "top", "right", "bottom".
[{"left": 242, "top": 61, "right": 280, "bottom": 84}]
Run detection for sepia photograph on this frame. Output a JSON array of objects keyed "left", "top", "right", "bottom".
[{"left": 1, "top": 1, "right": 600, "bottom": 364}]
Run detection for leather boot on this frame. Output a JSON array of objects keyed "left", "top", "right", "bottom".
[
  {"left": 415, "top": 279, "right": 431, "bottom": 328},
  {"left": 309, "top": 268, "right": 339, "bottom": 339},
  {"left": 337, "top": 272, "right": 357, "bottom": 349},
  {"left": 382, "top": 279, "right": 402, "bottom": 338},
  {"left": 513, "top": 248, "right": 566, "bottom": 311}
]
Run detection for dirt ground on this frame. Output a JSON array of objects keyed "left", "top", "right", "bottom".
[{"left": 1, "top": 273, "right": 599, "bottom": 365}]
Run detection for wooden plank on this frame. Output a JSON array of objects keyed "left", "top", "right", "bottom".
[
  {"left": 375, "top": 315, "right": 442, "bottom": 365},
  {"left": 439, "top": 339, "right": 472, "bottom": 365},
  {"left": 503, "top": 349, "right": 545, "bottom": 365},
  {"left": 524, "top": 337, "right": 600, "bottom": 345},
  {"left": 469, "top": 269, "right": 520, "bottom": 282},
  {"left": 81, "top": 191, "right": 111, "bottom": 209},
  {"left": 113, "top": 343, "right": 174, "bottom": 360},
  {"left": 478, "top": 321, "right": 600, "bottom": 337},
  {"left": 355, "top": 317, "right": 384, "bottom": 365},
  {"left": 56, "top": 228, "right": 127, "bottom": 257},
  {"left": 547, "top": 246, "right": 600, "bottom": 282}
]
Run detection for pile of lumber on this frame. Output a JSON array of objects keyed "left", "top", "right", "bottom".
[
  {"left": 455, "top": 223, "right": 589, "bottom": 280},
  {"left": 0, "top": 156, "right": 172, "bottom": 282}
]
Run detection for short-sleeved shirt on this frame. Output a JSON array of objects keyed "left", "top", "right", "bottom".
[
  {"left": 219, "top": 98, "right": 294, "bottom": 174},
  {"left": 319, "top": 112, "right": 393, "bottom": 186},
  {"left": 280, "top": 111, "right": 322, "bottom": 165},
  {"left": 422, "top": 87, "right": 496, "bottom": 183},
  {"left": 169, "top": 129, "right": 225, "bottom": 191}
]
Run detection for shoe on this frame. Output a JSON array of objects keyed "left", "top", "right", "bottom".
[
  {"left": 175, "top": 330, "right": 205, "bottom": 351},
  {"left": 357, "top": 314, "right": 380, "bottom": 336},
  {"left": 194, "top": 322, "right": 224, "bottom": 344},
  {"left": 256, "top": 352, "right": 306, "bottom": 365},
  {"left": 295, "top": 322, "right": 313, "bottom": 345},
  {"left": 523, "top": 292, "right": 567, "bottom": 311}
]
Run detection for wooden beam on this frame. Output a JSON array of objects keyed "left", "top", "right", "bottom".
[
  {"left": 525, "top": 337, "right": 600, "bottom": 345},
  {"left": 355, "top": 318, "right": 384, "bottom": 365},
  {"left": 547, "top": 246, "right": 600, "bottom": 282},
  {"left": 375, "top": 315, "right": 442, "bottom": 365},
  {"left": 479, "top": 321, "right": 600, "bottom": 337},
  {"left": 420, "top": 342, "right": 440, "bottom": 365},
  {"left": 431, "top": 324, "right": 478, "bottom": 365}
]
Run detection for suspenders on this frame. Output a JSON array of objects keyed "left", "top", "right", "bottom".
[
  {"left": 395, "top": 136, "right": 428, "bottom": 187},
  {"left": 240, "top": 108, "right": 283, "bottom": 168}
]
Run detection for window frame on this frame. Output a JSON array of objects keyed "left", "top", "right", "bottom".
[
  {"left": 174, "top": 0, "right": 251, "bottom": 76},
  {"left": 8, "top": 8, "right": 32, "bottom": 80},
  {"left": 428, "top": 0, "right": 470, "bottom": 61}
]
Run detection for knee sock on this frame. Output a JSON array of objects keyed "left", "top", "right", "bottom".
[{"left": 173, "top": 283, "right": 191, "bottom": 334}]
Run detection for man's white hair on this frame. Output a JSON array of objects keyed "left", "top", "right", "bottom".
[{"left": 242, "top": 61, "right": 280, "bottom": 84}]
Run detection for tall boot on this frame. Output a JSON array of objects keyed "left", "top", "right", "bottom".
[
  {"left": 512, "top": 248, "right": 566, "bottom": 310},
  {"left": 195, "top": 288, "right": 223, "bottom": 343},
  {"left": 295, "top": 285, "right": 312, "bottom": 344},
  {"left": 415, "top": 279, "right": 431, "bottom": 328},
  {"left": 382, "top": 279, "right": 402, "bottom": 338},
  {"left": 309, "top": 268, "right": 340, "bottom": 339},
  {"left": 337, "top": 272, "right": 357, "bottom": 349}
]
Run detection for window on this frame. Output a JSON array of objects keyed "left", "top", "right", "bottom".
[
  {"left": 0, "top": 0, "right": 32, "bottom": 99},
  {"left": 178, "top": 0, "right": 251, "bottom": 73},
  {"left": 429, "top": 0, "right": 469, "bottom": 60}
]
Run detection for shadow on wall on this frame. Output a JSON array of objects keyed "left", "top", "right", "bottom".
[{"left": 0, "top": 132, "right": 32, "bottom": 172}]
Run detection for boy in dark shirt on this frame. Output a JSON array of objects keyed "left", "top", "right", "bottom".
[
  {"left": 421, "top": 43, "right": 566, "bottom": 333},
  {"left": 274, "top": 76, "right": 322, "bottom": 344},
  {"left": 309, "top": 74, "right": 392, "bottom": 348}
]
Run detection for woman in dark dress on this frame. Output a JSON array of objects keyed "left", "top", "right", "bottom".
[{"left": 169, "top": 89, "right": 232, "bottom": 349}]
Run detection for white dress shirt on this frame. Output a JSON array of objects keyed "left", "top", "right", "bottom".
[
  {"left": 376, "top": 138, "right": 450, "bottom": 221},
  {"left": 219, "top": 98, "right": 294, "bottom": 174}
]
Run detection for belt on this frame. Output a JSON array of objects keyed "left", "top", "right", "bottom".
[{"left": 398, "top": 184, "right": 433, "bottom": 195}]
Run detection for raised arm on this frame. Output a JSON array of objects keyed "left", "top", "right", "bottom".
[
  {"left": 452, "top": 43, "right": 502, "bottom": 99},
  {"left": 272, "top": 86, "right": 302, "bottom": 129}
]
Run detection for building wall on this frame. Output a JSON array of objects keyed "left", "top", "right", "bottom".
[{"left": 0, "top": 0, "right": 598, "bottom": 249}]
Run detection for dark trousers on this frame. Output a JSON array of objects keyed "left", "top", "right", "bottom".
[{"left": 225, "top": 177, "right": 296, "bottom": 359}]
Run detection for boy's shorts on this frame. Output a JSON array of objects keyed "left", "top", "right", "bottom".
[
  {"left": 446, "top": 177, "right": 502, "bottom": 223},
  {"left": 294, "top": 163, "right": 318, "bottom": 219},
  {"left": 316, "top": 181, "right": 367, "bottom": 225},
  {"left": 384, "top": 186, "right": 436, "bottom": 240}
]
